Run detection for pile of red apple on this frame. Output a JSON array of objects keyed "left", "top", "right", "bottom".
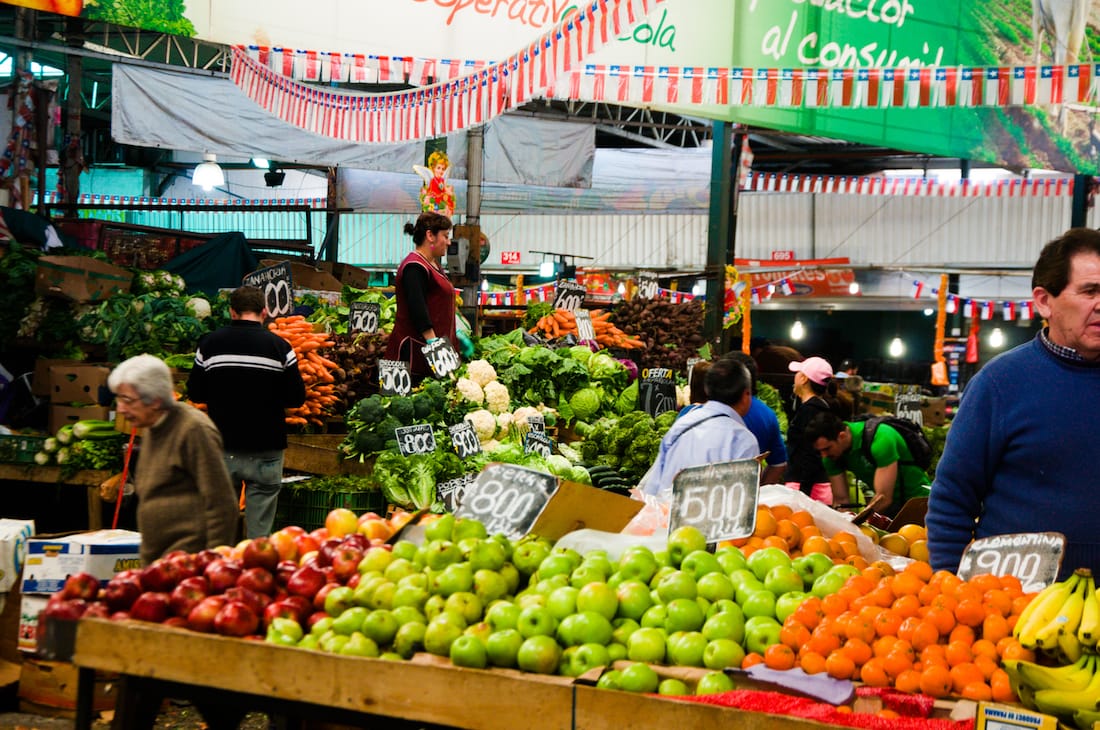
[{"left": 40, "top": 507, "right": 407, "bottom": 640}]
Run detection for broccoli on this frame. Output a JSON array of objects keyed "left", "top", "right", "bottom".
[
  {"left": 595, "top": 453, "right": 621, "bottom": 469},
  {"left": 351, "top": 395, "right": 386, "bottom": 425},
  {"left": 621, "top": 432, "right": 662, "bottom": 479},
  {"left": 378, "top": 415, "right": 403, "bottom": 440},
  {"left": 580, "top": 439, "right": 602, "bottom": 465},
  {"left": 654, "top": 410, "right": 678, "bottom": 432},
  {"left": 388, "top": 397, "right": 416, "bottom": 426},
  {"left": 411, "top": 393, "right": 434, "bottom": 420},
  {"left": 353, "top": 429, "right": 385, "bottom": 455}
]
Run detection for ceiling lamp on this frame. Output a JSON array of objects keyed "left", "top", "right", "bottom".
[
  {"left": 192, "top": 154, "right": 225, "bottom": 191},
  {"left": 888, "top": 336, "right": 905, "bottom": 358},
  {"left": 790, "top": 318, "right": 805, "bottom": 341},
  {"left": 264, "top": 168, "right": 286, "bottom": 188}
]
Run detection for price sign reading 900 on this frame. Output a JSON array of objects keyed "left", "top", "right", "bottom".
[
  {"left": 449, "top": 422, "right": 482, "bottom": 458},
  {"left": 243, "top": 262, "right": 294, "bottom": 318},
  {"left": 669, "top": 459, "right": 761, "bottom": 544},
  {"left": 454, "top": 464, "right": 559, "bottom": 539},
  {"left": 378, "top": 359, "right": 412, "bottom": 397},
  {"left": 349, "top": 301, "right": 381, "bottom": 334},
  {"left": 553, "top": 280, "right": 586, "bottom": 311},
  {"left": 395, "top": 424, "right": 437, "bottom": 456},
  {"left": 957, "top": 532, "right": 1066, "bottom": 594}
]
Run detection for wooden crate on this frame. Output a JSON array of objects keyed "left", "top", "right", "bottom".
[{"left": 284, "top": 434, "right": 373, "bottom": 476}]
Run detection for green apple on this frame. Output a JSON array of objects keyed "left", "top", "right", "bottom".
[
  {"left": 486, "top": 601, "right": 521, "bottom": 631},
  {"left": 702, "top": 610, "right": 745, "bottom": 644},
  {"left": 611, "top": 617, "right": 640, "bottom": 645},
  {"left": 746, "top": 547, "right": 793, "bottom": 582},
  {"left": 664, "top": 597, "right": 705, "bottom": 633},
  {"left": 361, "top": 609, "right": 399, "bottom": 646},
  {"left": 465, "top": 619, "right": 492, "bottom": 647},
  {"left": 596, "top": 669, "right": 623, "bottom": 690},
  {"left": 449, "top": 633, "right": 489, "bottom": 668},
  {"left": 485, "top": 628, "right": 524, "bottom": 667},
  {"left": 517, "top": 604, "right": 559, "bottom": 639},
  {"left": 310, "top": 616, "right": 334, "bottom": 636},
  {"left": 741, "top": 590, "right": 778, "bottom": 620},
  {"left": 391, "top": 540, "right": 419, "bottom": 562},
  {"left": 324, "top": 586, "right": 356, "bottom": 617},
  {"left": 565, "top": 642, "right": 611, "bottom": 677},
  {"left": 615, "top": 580, "right": 654, "bottom": 621},
  {"left": 444, "top": 591, "right": 484, "bottom": 624},
  {"left": 511, "top": 538, "right": 551, "bottom": 576},
  {"left": 775, "top": 590, "right": 810, "bottom": 624},
  {"left": 618, "top": 662, "right": 660, "bottom": 693},
  {"left": 319, "top": 631, "right": 348, "bottom": 654},
  {"left": 488, "top": 533, "right": 514, "bottom": 561},
  {"left": 423, "top": 594, "right": 447, "bottom": 620},
  {"left": 467, "top": 540, "right": 507, "bottom": 572},
  {"left": 391, "top": 605, "right": 427, "bottom": 627},
  {"left": 423, "top": 539, "right": 462, "bottom": 570},
  {"left": 703, "top": 638, "right": 746, "bottom": 670},
  {"left": 452, "top": 517, "right": 488, "bottom": 542},
  {"left": 559, "top": 610, "right": 613, "bottom": 647},
  {"left": 515, "top": 592, "right": 547, "bottom": 610},
  {"left": 580, "top": 553, "right": 613, "bottom": 579},
  {"left": 382, "top": 557, "right": 417, "bottom": 583},
  {"left": 545, "top": 586, "right": 580, "bottom": 620},
  {"left": 423, "top": 614, "right": 465, "bottom": 656},
  {"left": 792, "top": 552, "right": 835, "bottom": 587},
  {"left": 532, "top": 573, "right": 571, "bottom": 597},
  {"left": 627, "top": 626, "right": 667, "bottom": 663},
  {"left": 434, "top": 562, "right": 474, "bottom": 597},
  {"left": 695, "top": 670, "right": 735, "bottom": 695},
  {"left": 744, "top": 618, "right": 782, "bottom": 655},
  {"left": 569, "top": 562, "right": 608, "bottom": 589},
  {"left": 499, "top": 563, "right": 520, "bottom": 595},
  {"left": 680, "top": 550, "right": 722, "bottom": 579},
  {"left": 332, "top": 606, "right": 369, "bottom": 636},
  {"left": 516, "top": 635, "right": 562, "bottom": 674},
  {"left": 339, "top": 631, "right": 380, "bottom": 658},
  {"left": 640, "top": 604, "right": 668, "bottom": 629},
  {"left": 423, "top": 513, "right": 455, "bottom": 542},
  {"left": 607, "top": 642, "right": 628, "bottom": 662},
  {"left": 391, "top": 583, "right": 429, "bottom": 611},
  {"left": 576, "top": 582, "right": 618, "bottom": 621},
  {"left": 359, "top": 547, "right": 396, "bottom": 574},
  {"left": 656, "top": 570, "right": 698, "bottom": 603},
  {"left": 653, "top": 549, "right": 672, "bottom": 568},
  {"left": 473, "top": 569, "right": 509, "bottom": 605},
  {"left": 617, "top": 547, "right": 659, "bottom": 583},
  {"left": 696, "top": 572, "right": 735, "bottom": 603},
  {"left": 734, "top": 576, "right": 766, "bottom": 605},
  {"left": 551, "top": 546, "right": 582, "bottom": 570},
  {"left": 393, "top": 621, "right": 426, "bottom": 658},
  {"left": 379, "top": 652, "right": 404, "bottom": 661},
  {"left": 649, "top": 565, "right": 678, "bottom": 589},
  {"left": 536, "top": 554, "right": 576, "bottom": 581},
  {"left": 667, "top": 525, "right": 708, "bottom": 567},
  {"left": 812, "top": 564, "right": 861, "bottom": 598},
  {"left": 763, "top": 565, "right": 804, "bottom": 597},
  {"left": 297, "top": 634, "right": 320, "bottom": 651},
  {"left": 659, "top": 678, "right": 690, "bottom": 696},
  {"left": 666, "top": 630, "right": 708, "bottom": 667},
  {"left": 715, "top": 546, "right": 749, "bottom": 575},
  {"left": 367, "top": 581, "right": 397, "bottom": 610},
  {"left": 707, "top": 599, "right": 741, "bottom": 619}
]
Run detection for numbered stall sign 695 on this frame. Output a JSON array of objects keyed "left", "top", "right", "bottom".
[
  {"left": 349, "top": 301, "right": 380, "bottom": 334},
  {"left": 449, "top": 421, "right": 482, "bottom": 458},
  {"left": 422, "top": 338, "right": 461, "bottom": 379},
  {"left": 395, "top": 424, "right": 437, "bottom": 456},
  {"left": 378, "top": 360, "right": 413, "bottom": 397},
  {"left": 669, "top": 459, "right": 761, "bottom": 544}
]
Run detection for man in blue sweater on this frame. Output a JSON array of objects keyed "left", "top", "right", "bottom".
[{"left": 927, "top": 228, "right": 1100, "bottom": 579}]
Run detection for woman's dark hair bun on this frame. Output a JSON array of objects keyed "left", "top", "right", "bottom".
[{"left": 403, "top": 222, "right": 416, "bottom": 236}]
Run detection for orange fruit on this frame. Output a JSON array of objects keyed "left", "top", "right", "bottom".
[
  {"left": 742, "top": 652, "right": 765, "bottom": 668},
  {"left": 895, "top": 669, "right": 923, "bottom": 694},
  {"left": 874, "top": 609, "right": 903, "bottom": 638},
  {"left": 891, "top": 594, "right": 922, "bottom": 619},
  {"left": 966, "top": 573, "right": 1002, "bottom": 595},
  {"left": 973, "top": 654, "right": 1000, "bottom": 681},
  {"left": 770, "top": 504, "right": 793, "bottom": 521},
  {"left": 981, "top": 614, "right": 1010, "bottom": 644},
  {"left": 971, "top": 639, "right": 999, "bottom": 662},
  {"left": 840, "top": 638, "right": 873, "bottom": 666},
  {"left": 924, "top": 607, "right": 957, "bottom": 637},
  {"left": 790, "top": 597, "right": 826, "bottom": 630},
  {"left": 990, "top": 668, "right": 1017, "bottom": 703},
  {"left": 800, "top": 650, "right": 828, "bottom": 675},
  {"left": 950, "top": 662, "right": 986, "bottom": 693},
  {"left": 903, "top": 560, "right": 934, "bottom": 583},
  {"left": 983, "top": 589, "right": 1014, "bottom": 618},
  {"left": 774, "top": 519, "right": 802, "bottom": 550},
  {"left": 998, "top": 574, "right": 1024, "bottom": 596},
  {"left": 790, "top": 510, "right": 815, "bottom": 529},
  {"left": 806, "top": 630, "right": 842, "bottom": 657},
  {"left": 762, "top": 535, "right": 792, "bottom": 553},
  {"left": 960, "top": 682, "right": 993, "bottom": 702},
  {"left": 872, "top": 635, "right": 900, "bottom": 658},
  {"left": 944, "top": 639, "right": 973, "bottom": 667},
  {"left": 801, "top": 535, "right": 832, "bottom": 557},
  {"left": 896, "top": 523, "right": 927, "bottom": 544},
  {"left": 859, "top": 657, "right": 891, "bottom": 687},
  {"left": 780, "top": 621, "right": 811, "bottom": 651},
  {"left": 753, "top": 508, "right": 778, "bottom": 539},
  {"left": 764, "top": 643, "right": 797, "bottom": 671},
  {"left": 918, "top": 664, "right": 954, "bottom": 698},
  {"left": 821, "top": 593, "right": 849, "bottom": 617},
  {"left": 948, "top": 624, "right": 976, "bottom": 646},
  {"left": 825, "top": 651, "right": 856, "bottom": 680},
  {"left": 882, "top": 649, "right": 915, "bottom": 679},
  {"left": 844, "top": 617, "right": 877, "bottom": 644},
  {"left": 954, "top": 599, "right": 987, "bottom": 628},
  {"left": 891, "top": 572, "right": 925, "bottom": 598}
]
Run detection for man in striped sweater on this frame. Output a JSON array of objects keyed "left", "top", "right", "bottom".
[{"left": 188, "top": 286, "right": 306, "bottom": 538}]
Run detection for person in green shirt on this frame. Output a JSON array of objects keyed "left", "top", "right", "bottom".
[{"left": 804, "top": 412, "right": 931, "bottom": 517}]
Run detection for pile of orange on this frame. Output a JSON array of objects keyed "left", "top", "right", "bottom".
[
  {"left": 743, "top": 562, "right": 1035, "bottom": 701},
  {"left": 723, "top": 504, "right": 873, "bottom": 570}
]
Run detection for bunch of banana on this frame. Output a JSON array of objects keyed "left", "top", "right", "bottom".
[
  {"left": 1002, "top": 655, "right": 1100, "bottom": 726},
  {"left": 1015, "top": 568, "right": 1099, "bottom": 663}
]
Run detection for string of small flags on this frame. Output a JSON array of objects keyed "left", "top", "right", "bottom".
[
  {"left": 659, "top": 287, "right": 698, "bottom": 302},
  {"left": 910, "top": 277, "right": 1035, "bottom": 321},
  {"left": 479, "top": 283, "right": 556, "bottom": 306},
  {"left": 749, "top": 277, "right": 798, "bottom": 305},
  {"left": 37, "top": 191, "right": 329, "bottom": 207},
  {"left": 742, "top": 173, "right": 1074, "bottom": 198}
]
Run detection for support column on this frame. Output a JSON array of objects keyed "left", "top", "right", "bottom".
[
  {"left": 704, "top": 121, "right": 740, "bottom": 348},
  {"left": 62, "top": 16, "right": 84, "bottom": 218}
]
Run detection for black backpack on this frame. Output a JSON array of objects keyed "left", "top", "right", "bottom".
[{"left": 854, "top": 415, "right": 933, "bottom": 471}]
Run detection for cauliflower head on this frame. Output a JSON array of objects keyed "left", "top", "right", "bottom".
[
  {"left": 512, "top": 406, "right": 541, "bottom": 433},
  {"left": 456, "top": 377, "right": 485, "bottom": 405},
  {"left": 465, "top": 359, "right": 498, "bottom": 388},
  {"left": 464, "top": 409, "right": 498, "bottom": 441},
  {"left": 483, "top": 381, "right": 511, "bottom": 415}
]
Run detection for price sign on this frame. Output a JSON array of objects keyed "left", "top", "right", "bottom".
[
  {"left": 553, "top": 280, "right": 586, "bottom": 311},
  {"left": 422, "top": 338, "right": 461, "bottom": 379},
  {"left": 449, "top": 421, "right": 482, "bottom": 458},
  {"left": 455, "top": 463, "right": 559, "bottom": 539},
  {"left": 638, "top": 367, "right": 677, "bottom": 417},
  {"left": 636, "top": 271, "right": 659, "bottom": 300},
  {"left": 686, "top": 357, "right": 703, "bottom": 383},
  {"left": 243, "top": 262, "right": 294, "bottom": 318},
  {"left": 349, "top": 301, "right": 381, "bottom": 334},
  {"left": 438, "top": 473, "right": 477, "bottom": 512},
  {"left": 525, "top": 414, "right": 545, "bottom": 433},
  {"left": 395, "top": 424, "right": 437, "bottom": 456},
  {"left": 378, "top": 359, "right": 413, "bottom": 396},
  {"left": 669, "top": 459, "right": 760, "bottom": 544},
  {"left": 957, "top": 532, "right": 1066, "bottom": 593},
  {"left": 895, "top": 384, "right": 924, "bottom": 426},
  {"left": 575, "top": 309, "right": 596, "bottom": 342},
  {"left": 523, "top": 430, "right": 553, "bottom": 458}
]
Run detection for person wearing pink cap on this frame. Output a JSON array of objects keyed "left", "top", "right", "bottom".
[{"left": 785, "top": 357, "right": 847, "bottom": 504}]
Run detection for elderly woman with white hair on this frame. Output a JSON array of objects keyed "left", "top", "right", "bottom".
[{"left": 109, "top": 354, "right": 238, "bottom": 564}]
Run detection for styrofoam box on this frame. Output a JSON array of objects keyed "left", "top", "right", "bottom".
[
  {"left": 0, "top": 519, "right": 35, "bottom": 593},
  {"left": 20, "top": 530, "right": 142, "bottom": 595}
]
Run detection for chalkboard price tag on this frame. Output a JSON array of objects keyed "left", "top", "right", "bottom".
[
  {"left": 669, "top": 459, "right": 760, "bottom": 544},
  {"left": 636, "top": 271, "right": 659, "bottom": 300},
  {"left": 523, "top": 430, "right": 553, "bottom": 458},
  {"left": 894, "top": 384, "right": 924, "bottom": 426},
  {"left": 378, "top": 359, "right": 413, "bottom": 396},
  {"left": 395, "top": 424, "right": 437, "bottom": 456},
  {"left": 422, "top": 338, "right": 461, "bottom": 379},
  {"left": 957, "top": 532, "right": 1066, "bottom": 593},
  {"left": 455, "top": 463, "right": 559, "bottom": 539},
  {"left": 438, "top": 473, "right": 477, "bottom": 512},
  {"left": 243, "top": 262, "right": 294, "bottom": 318},
  {"left": 575, "top": 309, "right": 596, "bottom": 342},
  {"left": 553, "top": 280, "right": 586, "bottom": 311},
  {"left": 638, "top": 367, "right": 677, "bottom": 417},
  {"left": 526, "top": 414, "right": 545, "bottom": 433},
  {"left": 349, "top": 301, "right": 381, "bottom": 334},
  {"left": 449, "top": 421, "right": 482, "bottom": 458}
]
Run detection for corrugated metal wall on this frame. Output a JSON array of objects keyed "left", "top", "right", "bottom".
[{"left": 336, "top": 192, "right": 1079, "bottom": 271}]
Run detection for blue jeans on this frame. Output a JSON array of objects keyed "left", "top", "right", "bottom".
[{"left": 223, "top": 450, "right": 284, "bottom": 538}]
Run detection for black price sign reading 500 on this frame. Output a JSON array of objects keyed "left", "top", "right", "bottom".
[
  {"left": 378, "top": 360, "right": 412, "bottom": 397},
  {"left": 636, "top": 271, "right": 659, "bottom": 300},
  {"left": 395, "top": 424, "right": 437, "bottom": 456},
  {"left": 243, "top": 262, "right": 294, "bottom": 319},
  {"left": 349, "top": 302, "right": 381, "bottom": 334},
  {"left": 455, "top": 464, "right": 559, "bottom": 539},
  {"left": 669, "top": 459, "right": 760, "bottom": 544}
]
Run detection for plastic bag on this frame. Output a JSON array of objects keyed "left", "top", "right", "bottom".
[{"left": 757, "top": 484, "right": 881, "bottom": 562}]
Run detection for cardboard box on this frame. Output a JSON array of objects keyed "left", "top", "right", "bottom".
[
  {"left": 47, "top": 364, "right": 110, "bottom": 405},
  {"left": 0, "top": 580, "right": 26, "bottom": 663},
  {"left": 32, "top": 359, "right": 82, "bottom": 397},
  {"left": 529, "top": 480, "right": 643, "bottom": 541},
  {"left": 0, "top": 520, "right": 34, "bottom": 594},
  {"left": 21, "top": 530, "right": 142, "bottom": 596},
  {"left": 48, "top": 404, "right": 111, "bottom": 434},
  {"left": 18, "top": 657, "right": 116, "bottom": 713},
  {"left": 258, "top": 259, "right": 343, "bottom": 292},
  {"left": 35, "top": 255, "right": 132, "bottom": 303},
  {"left": 17, "top": 595, "right": 47, "bottom": 654},
  {"left": 922, "top": 397, "right": 947, "bottom": 427},
  {"left": 326, "top": 262, "right": 374, "bottom": 290}
]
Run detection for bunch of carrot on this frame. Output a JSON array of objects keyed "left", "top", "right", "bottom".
[
  {"left": 529, "top": 308, "right": 644, "bottom": 349},
  {"left": 269, "top": 315, "right": 339, "bottom": 426}
]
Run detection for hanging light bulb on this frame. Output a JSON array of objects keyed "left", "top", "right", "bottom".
[
  {"left": 923, "top": 308, "right": 934, "bottom": 316},
  {"left": 692, "top": 279, "right": 706, "bottom": 297},
  {"left": 251, "top": 157, "right": 270, "bottom": 169},
  {"left": 192, "top": 153, "right": 225, "bottom": 191},
  {"left": 989, "top": 327, "right": 1005, "bottom": 348},
  {"left": 888, "top": 336, "right": 905, "bottom": 358},
  {"left": 790, "top": 319, "right": 805, "bottom": 341},
  {"left": 480, "top": 279, "right": 489, "bottom": 292},
  {"left": 617, "top": 282, "right": 626, "bottom": 295},
  {"left": 848, "top": 281, "right": 860, "bottom": 295}
]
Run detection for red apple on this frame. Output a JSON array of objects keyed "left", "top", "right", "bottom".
[
  {"left": 294, "top": 535, "right": 321, "bottom": 560},
  {"left": 237, "top": 567, "right": 277, "bottom": 596},
  {"left": 275, "top": 560, "right": 298, "bottom": 587},
  {"left": 166, "top": 551, "right": 200, "bottom": 580},
  {"left": 309, "top": 527, "right": 329, "bottom": 543},
  {"left": 129, "top": 592, "right": 171, "bottom": 623},
  {"left": 286, "top": 564, "right": 327, "bottom": 601},
  {"left": 59, "top": 572, "right": 101, "bottom": 601},
  {"left": 346, "top": 573, "right": 361, "bottom": 589},
  {"left": 306, "top": 610, "right": 330, "bottom": 630},
  {"left": 109, "top": 611, "right": 131, "bottom": 621},
  {"left": 187, "top": 595, "right": 227, "bottom": 632},
  {"left": 140, "top": 558, "right": 182, "bottom": 593},
  {"left": 204, "top": 558, "right": 243, "bottom": 594},
  {"left": 341, "top": 533, "right": 369, "bottom": 552},
  {"left": 325, "top": 508, "right": 359, "bottom": 538},
  {"left": 194, "top": 549, "right": 222, "bottom": 574},
  {"left": 223, "top": 586, "right": 266, "bottom": 616},
  {"left": 269, "top": 530, "right": 299, "bottom": 562},
  {"left": 163, "top": 616, "right": 189, "bottom": 629},
  {"left": 262, "top": 599, "right": 303, "bottom": 629},
  {"left": 242, "top": 537, "right": 281, "bottom": 572},
  {"left": 214, "top": 600, "right": 259, "bottom": 637},
  {"left": 102, "top": 574, "right": 143, "bottom": 612},
  {"left": 169, "top": 576, "right": 210, "bottom": 617},
  {"left": 83, "top": 602, "right": 111, "bottom": 619},
  {"left": 44, "top": 595, "right": 87, "bottom": 620},
  {"left": 330, "top": 545, "right": 364, "bottom": 583},
  {"left": 316, "top": 539, "right": 342, "bottom": 567},
  {"left": 281, "top": 595, "right": 312, "bottom": 622}
]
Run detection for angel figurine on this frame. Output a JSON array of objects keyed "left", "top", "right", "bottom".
[{"left": 414, "top": 150, "right": 456, "bottom": 217}]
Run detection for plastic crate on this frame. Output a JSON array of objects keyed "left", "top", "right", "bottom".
[
  {"left": 273, "top": 485, "right": 387, "bottom": 532},
  {"left": 0, "top": 434, "right": 48, "bottom": 464},
  {"left": 332, "top": 489, "right": 387, "bottom": 515}
]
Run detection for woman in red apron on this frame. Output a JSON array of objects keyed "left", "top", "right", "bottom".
[{"left": 385, "top": 211, "right": 457, "bottom": 378}]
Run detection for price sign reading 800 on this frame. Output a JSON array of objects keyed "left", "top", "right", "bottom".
[
  {"left": 553, "top": 280, "right": 586, "bottom": 312},
  {"left": 378, "top": 360, "right": 412, "bottom": 396},
  {"left": 455, "top": 464, "right": 558, "bottom": 539},
  {"left": 349, "top": 302, "right": 380, "bottom": 334},
  {"left": 395, "top": 424, "right": 436, "bottom": 456},
  {"left": 957, "top": 532, "right": 1065, "bottom": 593},
  {"left": 669, "top": 460, "right": 760, "bottom": 544},
  {"left": 243, "top": 263, "right": 293, "bottom": 318}
]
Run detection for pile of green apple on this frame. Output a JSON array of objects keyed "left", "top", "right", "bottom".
[{"left": 268, "top": 515, "right": 861, "bottom": 692}]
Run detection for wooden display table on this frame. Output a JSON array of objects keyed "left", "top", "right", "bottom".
[
  {"left": 284, "top": 434, "right": 372, "bottom": 476},
  {"left": 0, "top": 464, "right": 110, "bottom": 530}
]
